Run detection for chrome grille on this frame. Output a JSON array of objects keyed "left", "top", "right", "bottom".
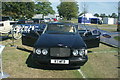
[{"left": 50, "top": 48, "right": 70, "bottom": 57}]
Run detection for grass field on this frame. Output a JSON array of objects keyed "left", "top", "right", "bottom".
[
  {"left": 114, "top": 36, "right": 120, "bottom": 41},
  {"left": 2, "top": 39, "right": 81, "bottom": 78},
  {"left": 81, "top": 44, "right": 118, "bottom": 78},
  {"left": 86, "top": 24, "right": 117, "bottom": 32},
  {"left": 1, "top": 38, "right": 118, "bottom": 78}
]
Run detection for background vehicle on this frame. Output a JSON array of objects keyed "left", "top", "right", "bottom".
[
  {"left": 0, "top": 16, "right": 24, "bottom": 39},
  {"left": 0, "top": 20, "right": 23, "bottom": 39},
  {"left": 0, "top": 21, "right": 13, "bottom": 34},
  {"left": 52, "top": 18, "right": 58, "bottom": 22},
  {"left": 33, "top": 18, "right": 52, "bottom": 23},
  {"left": 17, "top": 19, "right": 34, "bottom": 24},
  {"left": 0, "top": 16, "right": 12, "bottom": 21},
  {"left": 44, "top": 18, "right": 52, "bottom": 22}
]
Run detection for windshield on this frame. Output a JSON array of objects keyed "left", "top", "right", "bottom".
[{"left": 45, "top": 24, "right": 75, "bottom": 34}]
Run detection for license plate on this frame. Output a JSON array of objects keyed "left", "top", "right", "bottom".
[{"left": 51, "top": 59, "right": 69, "bottom": 64}]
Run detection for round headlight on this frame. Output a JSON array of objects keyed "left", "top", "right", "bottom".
[
  {"left": 42, "top": 49, "right": 48, "bottom": 55},
  {"left": 36, "top": 49, "right": 41, "bottom": 55},
  {"left": 79, "top": 49, "right": 85, "bottom": 56},
  {"left": 73, "top": 50, "right": 79, "bottom": 56}
]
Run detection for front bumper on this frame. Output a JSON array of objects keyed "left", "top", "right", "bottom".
[{"left": 32, "top": 54, "right": 88, "bottom": 68}]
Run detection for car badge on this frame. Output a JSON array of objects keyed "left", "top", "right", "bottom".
[{"left": 58, "top": 44, "right": 63, "bottom": 46}]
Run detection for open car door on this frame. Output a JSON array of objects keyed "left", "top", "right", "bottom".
[
  {"left": 78, "top": 30, "right": 100, "bottom": 49},
  {"left": 22, "top": 24, "right": 45, "bottom": 47},
  {"left": 22, "top": 31, "right": 39, "bottom": 47}
]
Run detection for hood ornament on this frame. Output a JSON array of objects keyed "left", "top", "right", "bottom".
[
  {"left": 58, "top": 44, "right": 63, "bottom": 47},
  {"left": 58, "top": 44, "right": 68, "bottom": 48}
]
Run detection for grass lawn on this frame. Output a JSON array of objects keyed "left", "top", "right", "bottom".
[
  {"left": 81, "top": 44, "right": 118, "bottom": 78},
  {"left": 2, "top": 39, "right": 82, "bottom": 78},
  {"left": 70, "top": 19, "right": 78, "bottom": 23},
  {"left": 1, "top": 38, "right": 119, "bottom": 78},
  {"left": 114, "top": 36, "right": 120, "bottom": 41},
  {"left": 86, "top": 24, "right": 117, "bottom": 32}
]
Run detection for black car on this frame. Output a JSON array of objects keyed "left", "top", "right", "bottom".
[{"left": 22, "top": 22, "right": 100, "bottom": 69}]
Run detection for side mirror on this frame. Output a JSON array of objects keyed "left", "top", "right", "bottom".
[
  {"left": 92, "top": 30, "right": 101, "bottom": 35},
  {"left": 83, "top": 31, "right": 92, "bottom": 37}
]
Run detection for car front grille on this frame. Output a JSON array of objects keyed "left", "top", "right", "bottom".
[{"left": 50, "top": 48, "right": 70, "bottom": 57}]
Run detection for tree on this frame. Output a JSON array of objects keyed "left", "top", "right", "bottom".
[
  {"left": 111, "top": 13, "right": 118, "bottom": 18},
  {"left": 94, "top": 13, "right": 99, "bottom": 17},
  {"left": 2, "top": 2, "right": 35, "bottom": 19},
  {"left": 79, "top": 12, "right": 84, "bottom": 16},
  {"left": 35, "top": 2, "right": 55, "bottom": 18},
  {"left": 100, "top": 13, "right": 107, "bottom": 19},
  {"left": 57, "top": 2, "right": 79, "bottom": 20},
  {"left": 108, "top": 14, "right": 111, "bottom": 18}
]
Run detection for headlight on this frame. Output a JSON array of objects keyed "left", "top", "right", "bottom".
[
  {"left": 72, "top": 50, "right": 79, "bottom": 56},
  {"left": 42, "top": 49, "right": 48, "bottom": 55},
  {"left": 79, "top": 49, "right": 87, "bottom": 56},
  {"left": 36, "top": 49, "right": 41, "bottom": 55},
  {"left": 79, "top": 49, "right": 85, "bottom": 57}
]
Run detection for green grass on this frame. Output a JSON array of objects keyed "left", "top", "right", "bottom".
[
  {"left": 2, "top": 38, "right": 118, "bottom": 78},
  {"left": 101, "top": 29, "right": 117, "bottom": 32},
  {"left": 59, "top": 19, "right": 78, "bottom": 23},
  {"left": 114, "top": 36, "right": 120, "bottom": 41},
  {"left": 86, "top": 24, "right": 117, "bottom": 32},
  {"left": 86, "top": 24, "right": 117, "bottom": 27},
  {"left": 81, "top": 44, "right": 118, "bottom": 78},
  {"left": 70, "top": 19, "right": 78, "bottom": 23},
  {"left": 2, "top": 39, "right": 81, "bottom": 78}
]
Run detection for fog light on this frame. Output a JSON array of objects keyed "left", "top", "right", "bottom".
[
  {"left": 42, "top": 49, "right": 48, "bottom": 55},
  {"left": 73, "top": 50, "right": 79, "bottom": 56}
]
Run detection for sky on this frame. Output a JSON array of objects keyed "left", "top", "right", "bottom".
[{"left": 50, "top": 1, "right": 118, "bottom": 16}]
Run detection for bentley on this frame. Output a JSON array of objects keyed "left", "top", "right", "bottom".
[{"left": 22, "top": 22, "right": 100, "bottom": 69}]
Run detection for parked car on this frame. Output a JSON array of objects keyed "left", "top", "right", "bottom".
[
  {"left": 0, "top": 16, "right": 12, "bottom": 21},
  {"left": 0, "top": 21, "right": 13, "bottom": 34},
  {"left": 44, "top": 18, "right": 53, "bottom": 22},
  {"left": 22, "top": 22, "right": 100, "bottom": 69},
  {"left": 52, "top": 18, "right": 58, "bottom": 22},
  {"left": 33, "top": 18, "right": 52, "bottom": 23},
  {"left": 17, "top": 19, "right": 34, "bottom": 24}
]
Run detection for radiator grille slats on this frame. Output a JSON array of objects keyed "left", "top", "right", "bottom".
[{"left": 50, "top": 48, "right": 70, "bottom": 57}]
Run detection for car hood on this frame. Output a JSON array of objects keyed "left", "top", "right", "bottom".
[{"left": 34, "top": 33, "right": 86, "bottom": 49}]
